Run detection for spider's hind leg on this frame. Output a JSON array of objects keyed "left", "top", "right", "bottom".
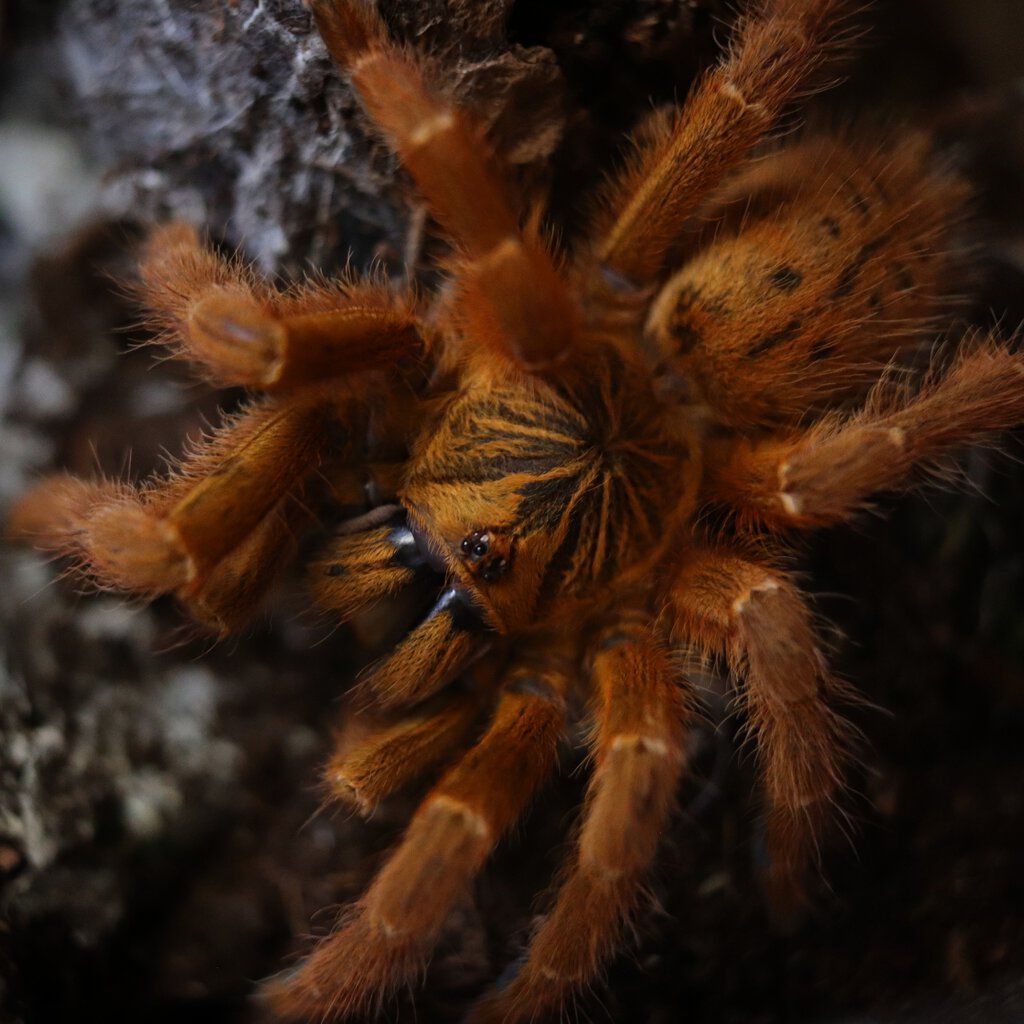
[
  {"left": 704, "top": 337, "right": 1024, "bottom": 532},
  {"left": 589, "top": 0, "right": 854, "bottom": 289}
]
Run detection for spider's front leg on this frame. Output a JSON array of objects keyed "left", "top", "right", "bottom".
[
  {"left": 667, "top": 547, "right": 854, "bottom": 908},
  {"left": 323, "top": 684, "right": 484, "bottom": 816},
  {"left": 12, "top": 219, "right": 428, "bottom": 633},
  {"left": 262, "top": 662, "right": 568, "bottom": 1022},
  {"left": 11, "top": 396, "right": 339, "bottom": 633},
  {"left": 470, "top": 621, "right": 691, "bottom": 1023}
]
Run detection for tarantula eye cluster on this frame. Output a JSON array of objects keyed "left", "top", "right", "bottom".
[
  {"left": 460, "top": 528, "right": 513, "bottom": 581},
  {"left": 10, "top": 0, "right": 1024, "bottom": 1021}
]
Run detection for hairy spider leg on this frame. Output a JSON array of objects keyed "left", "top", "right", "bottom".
[
  {"left": 11, "top": 489, "right": 313, "bottom": 638},
  {"left": 324, "top": 685, "right": 485, "bottom": 815},
  {"left": 668, "top": 549, "right": 853, "bottom": 909},
  {"left": 310, "top": 512, "right": 427, "bottom": 620},
  {"left": 136, "top": 223, "right": 426, "bottom": 390},
  {"left": 646, "top": 135, "right": 971, "bottom": 426},
  {"left": 356, "top": 605, "right": 489, "bottom": 709},
  {"left": 11, "top": 212, "right": 431, "bottom": 632},
  {"left": 182, "top": 491, "right": 315, "bottom": 632},
  {"left": 309, "top": 512, "right": 495, "bottom": 709},
  {"left": 12, "top": 397, "right": 338, "bottom": 633},
  {"left": 469, "top": 623, "right": 690, "bottom": 1023},
  {"left": 262, "top": 665, "right": 567, "bottom": 1021},
  {"left": 590, "top": 0, "right": 853, "bottom": 288},
  {"left": 705, "top": 339, "right": 1024, "bottom": 532},
  {"left": 310, "top": 0, "right": 579, "bottom": 371}
]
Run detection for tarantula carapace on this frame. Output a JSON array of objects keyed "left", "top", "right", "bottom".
[{"left": 11, "top": 0, "right": 1024, "bottom": 1020}]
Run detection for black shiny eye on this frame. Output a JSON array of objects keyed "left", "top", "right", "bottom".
[
  {"left": 461, "top": 530, "right": 490, "bottom": 561},
  {"left": 459, "top": 528, "right": 514, "bottom": 582}
]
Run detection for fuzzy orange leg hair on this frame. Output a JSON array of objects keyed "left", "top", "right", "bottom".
[
  {"left": 667, "top": 548, "right": 854, "bottom": 909},
  {"left": 10, "top": 397, "right": 339, "bottom": 633},
  {"left": 324, "top": 685, "right": 484, "bottom": 816},
  {"left": 263, "top": 664, "right": 568, "bottom": 1021},
  {"left": 307, "top": 507, "right": 496, "bottom": 825},
  {"left": 136, "top": 222, "right": 426, "bottom": 390},
  {"left": 308, "top": 506, "right": 428, "bottom": 620},
  {"left": 704, "top": 339, "right": 1024, "bottom": 532},
  {"left": 306, "top": 507, "right": 494, "bottom": 710},
  {"left": 357, "top": 600, "right": 490, "bottom": 710},
  {"left": 469, "top": 623, "right": 690, "bottom": 1023},
  {"left": 590, "top": 0, "right": 855, "bottom": 288},
  {"left": 309, "top": 0, "right": 578, "bottom": 371},
  {"left": 645, "top": 133, "right": 970, "bottom": 427}
]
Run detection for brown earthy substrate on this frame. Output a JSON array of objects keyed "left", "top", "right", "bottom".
[{"left": 1, "top": 1, "right": 1023, "bottom": 1022}]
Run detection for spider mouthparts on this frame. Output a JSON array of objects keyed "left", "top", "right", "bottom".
[
  {"left": 390, "top": 518, "right": 450, "bottom": 575},
  {"left": 384, "top": 524, "right": 422, "bottom": 568},
  {"left": 381, "top": 512, "right": 489, "bottom": 633},
  {"left": 426, "top": 585, "right": 487, "bottom": 633},
  {"left": 407, "top": 517, "right": 452, "bottom": 574},
  {"left": 362, "top": 583, "right": 489, "bottom": 710}
]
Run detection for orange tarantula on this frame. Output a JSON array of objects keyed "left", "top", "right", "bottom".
[{"left": 10, "top": 0, "right": 1024, "bottom": 1019}]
